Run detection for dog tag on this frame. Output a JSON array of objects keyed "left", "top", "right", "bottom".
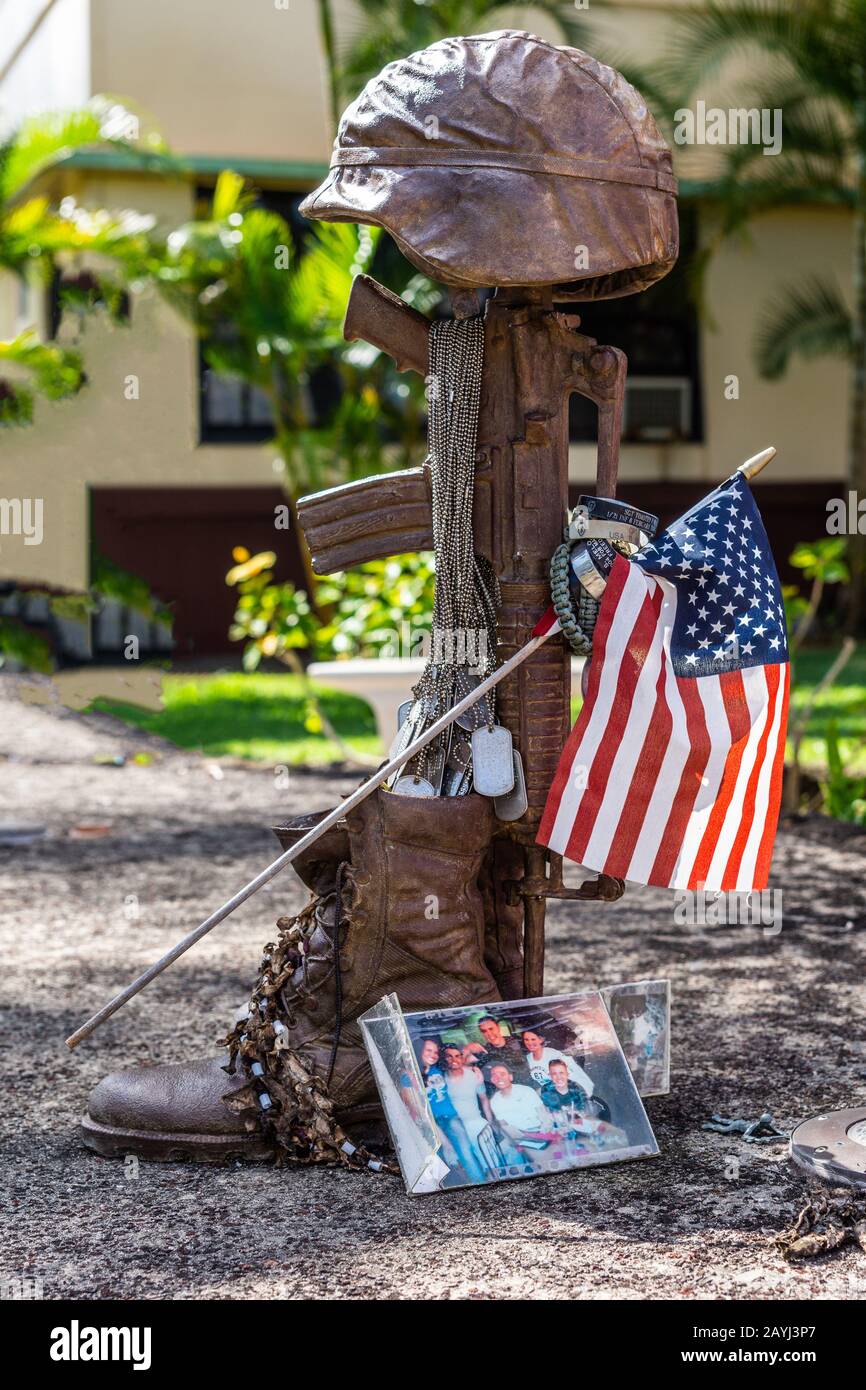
[
  {"left": 454, "top": 671, "right": 493, "bottom": 731},
  {"left": 470, "top": 725, "right": 515, "bottom": 797},
  {"left": 388, "top": 701, "right": 423, "bottom": 764},
  {"left": 442, "top": 764, "right": 471, "bottom": 796},
  {"left": 494, "top": 750, "right": 528, "bottom": 821},
  {"left": 392, "top": 775, "right": 437, "bottom": 797},
  {"left": 441, "top": 733, "right": 471, "bottom": 796},
  {"left": 422, "top": 726, "right": 452, "bottom": 794},
  {"left": 397, "top": 699, "right": 412, "bottom": 729},
  {"left": 389, "top": 711, "right": 425, "bottom": 789}
]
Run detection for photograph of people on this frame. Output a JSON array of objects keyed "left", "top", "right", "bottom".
[
  {"left": 604, "top": 982, "right": 670, "bottom": 1096},
  {"left": 521, "top": 1027, "right": 595, "bottom": 1096},
  {"left": 442, "top": 1044, "right": 494, "bottom": 1175},
  {"left": 488, "top": 1063, "right": 556, "bottom": 1167},
  {"left": 539, "top": 1059, "right": 626, "bottom": 1151},
  {"left": 381, "top": 989, "right": 660, "bottom": 1190},
  {"left": 464, "top": 1015, "right": 531, "bottom": 1087},
  {"left": 412, "top": 1038, "right": 487, "bottom": 1184}
]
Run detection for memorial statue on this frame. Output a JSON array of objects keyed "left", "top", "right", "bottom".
[{"left": 78, "top": 31, "right": 680, "bottom": 1166}]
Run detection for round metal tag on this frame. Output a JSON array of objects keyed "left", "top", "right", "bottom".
[
  {"left": 392, "top": 775, "right": 437, "bottom": 798},
  {"left": 790, "top": 1107, "right": 866, "bottom": 1188}
]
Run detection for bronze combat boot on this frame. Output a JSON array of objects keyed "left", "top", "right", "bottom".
[
  {"left": 480, "top": 839, "right": 526, "bottom": 1001},
  {"left": 80, "top": 791, "right": 499, "bottom": 1164}
]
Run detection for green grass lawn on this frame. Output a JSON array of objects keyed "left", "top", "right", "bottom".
[
  {"left": 91, "top": 644, "right": 865, "bottom": 773},
  {"left": 91, "top": 672, "right": 380, "bottom": 766},
  {"left": 787, "top": 644, "right": 866, "bottom": 772}
]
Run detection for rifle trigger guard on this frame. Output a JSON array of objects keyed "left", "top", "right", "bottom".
[{"left": 503, "top": 854, "right": 624, "bottom": 906}]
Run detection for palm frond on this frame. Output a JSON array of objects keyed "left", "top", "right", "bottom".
[
  {"left": 0, "top": 199, "right": 156, "bottom": 280},
  {"left": 284, "top": 222, "right": 363, "bottom": 339},
  {"left": 704, "top": 155, "right": 855, "bottom": 242},
  {"left": 692, "top": 85, "right": 852, "bottom": 193},
  {"left": 211, "top": 170, "right": 252, "bottom": 222},
  {"left": 661, "top": 1, "right": 854, "bottom": 107},
  {"left": 687, "top": 89, "right": 856, "bottom": 242},
  {"left": 0, "top": 332, "right": 86, "bottom": 423},
  {"left": 336, "top": 0, "right": 591, "bottom": 102},
  {"left": 0, "top": 99, "right": 170, "bottom": 203},
  {"left": 754, "top": 276, "right": 852, "bottom": 378}
]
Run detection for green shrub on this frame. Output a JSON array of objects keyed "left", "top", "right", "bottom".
[{"left": 226, "top": 546, "right": 434, "bottom": 670}]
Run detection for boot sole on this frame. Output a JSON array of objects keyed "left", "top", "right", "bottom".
[
  {"left": 79, "top": 1102, "right": 388, "bottom": 1165},
  {"left": 80, "top": 1114, "right": 276, "bottom": 1164}
]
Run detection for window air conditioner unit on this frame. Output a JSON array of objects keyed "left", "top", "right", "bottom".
[{"left": 623, "top": 377, "right": 692, "bottom": 442}]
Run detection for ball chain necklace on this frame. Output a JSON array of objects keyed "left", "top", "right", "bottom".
[{"left": 396, "top": 315, "right": 500, "bottom": 795}]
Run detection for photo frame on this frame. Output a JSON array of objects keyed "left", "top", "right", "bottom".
[
  {"left": 602, "top": 978, "right": 671, "bottom": 1097},
  {"left": 359, "top": 990, "right": 659, "bottom": 1195}
]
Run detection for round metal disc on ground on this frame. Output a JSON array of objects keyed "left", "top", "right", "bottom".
[{"left": 790, "top": 1107, "right": 866, "bottom": 1188}]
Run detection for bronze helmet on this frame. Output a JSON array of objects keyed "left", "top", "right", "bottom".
[{"left": 300, "top": 29, "right": 678, "bottom": 298}]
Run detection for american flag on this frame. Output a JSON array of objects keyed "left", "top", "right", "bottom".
[{"left": 537, "top": 471, "right": 790, "bottom": 891}]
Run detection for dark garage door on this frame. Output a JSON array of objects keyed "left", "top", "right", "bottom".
[{"left": 91, "top": 486, "right": 305, "bottom": 658}]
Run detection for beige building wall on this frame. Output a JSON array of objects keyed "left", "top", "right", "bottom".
[
  {"left": 0, "top": 0, "right": 334, "bottom": 592},
  {"left": 89, "top": 0, "right": 332, "bottom": 162},
  {"left": 570, "top": 205, "right": 852, "bottom": 489},
  {"left": 0, "top": 167, "right": 283, "bottom": 592}
]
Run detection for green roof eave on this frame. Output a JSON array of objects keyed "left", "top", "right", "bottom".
[{"left": 62, "top": 148, "right": 330, "bottom": 184}]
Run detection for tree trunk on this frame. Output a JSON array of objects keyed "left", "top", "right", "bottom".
[
  {"left": 846, "top": 200, "right": 866, "bottom": 634},
  {"left": 268, "top": 368, "right": 323, "bottom": 614},
  {"left": 316, "top": 0, "right": 341, "bottom": 134}
]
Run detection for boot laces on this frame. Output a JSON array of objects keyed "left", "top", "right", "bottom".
[
  {"left": 272, "top": 864, "right": 352, "bottom": 1028},
  {"left": 218, "top": 864, "right": 393, "bottom": 1173}
]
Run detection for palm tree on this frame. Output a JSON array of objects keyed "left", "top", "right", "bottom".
[
  {"left": 150, "top": 171, "right": 438, "bottom": 594},
  {"left": 152, "top": 169, "right": 439, "bottom": 492},
  {"left": 0, "top": 98, "right": 168, "bottom": 420},
  {"left": 658, "top": 1, "right": 866, "bottom": 631}
]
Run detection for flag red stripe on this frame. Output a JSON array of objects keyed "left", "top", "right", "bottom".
[
  {"left": 564, "top": 581, "right": 664, "bottom": 865},
  {"left": 537, "top": 556, "right": 629, "bottom": 846},
  {"left": 649, "top": 669, "right": 712, "bottom": 886},
  {"left": 721, "top": 665, "right": 780, "bottom": 889},
  {"left": 602, "top": 648, "right": 672, "bottom": 877},
  {"left": 686, "top": 670, "right": 751, "bottom": 890},
  {"left": 753, "top": 663, "right": 790, "bottom": 887},
  {"left": 532, "top": 605, "right": 560, "bottom": 638}
]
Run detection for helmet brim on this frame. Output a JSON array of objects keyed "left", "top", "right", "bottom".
[{"left": 300, "top": 162, "right": 677, "bottom": 298}]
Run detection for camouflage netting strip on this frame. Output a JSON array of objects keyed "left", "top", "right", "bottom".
[
  {"left": 219, "top": 903, "right": 398, "bottom": 1175},
  {"left": 775, "top": 1187, "right": 866, "bottom": 1261}
]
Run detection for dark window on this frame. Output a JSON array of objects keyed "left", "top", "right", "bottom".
[
  {"left": 199, "top": 355, "right": 275, "bottom": 442},
  {"left": 46, "top": 269, "right": 130, "bottom": 340},
  {"left": 563, "top": 204, "right": 702, "bottom": 445}
]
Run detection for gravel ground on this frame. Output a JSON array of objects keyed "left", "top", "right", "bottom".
[{"left": 1, "top": 673, "right": 866, "bottom": 1301}]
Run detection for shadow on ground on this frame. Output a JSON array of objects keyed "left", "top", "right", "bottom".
[{"left": 1, "top": 681, "right": 865, "bottom": 1299}]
